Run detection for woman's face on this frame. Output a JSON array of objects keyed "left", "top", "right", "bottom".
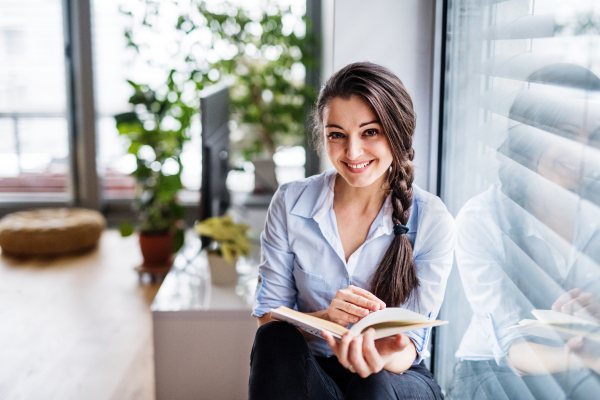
[
  {"left": 536, "top": 101, "right": 600, "bottom": 190},
  {"left": 323, "top": 96, "right": 393, "bottom": 188}
]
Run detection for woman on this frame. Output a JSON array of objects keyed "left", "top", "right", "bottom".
[{"left": 249, "top": 62, "right": 455, "bottom": 399}]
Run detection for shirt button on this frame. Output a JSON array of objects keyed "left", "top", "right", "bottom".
[
  {"left": 258, "top": 276, "right": 262, "bottom": 283},
  {"left": 486, "top": 313, "right": 491, "bottom": 320}
]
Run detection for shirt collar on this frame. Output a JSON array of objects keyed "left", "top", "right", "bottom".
[
  {"left": 290, "top": 169, "right": 394, "bottom": 235},
  {"left": 289, "top": 169, "right": 336, "bottom": 220}
]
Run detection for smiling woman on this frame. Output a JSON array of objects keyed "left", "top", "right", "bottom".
[{"left": 248, "top": 62, "right": 455, "bottom": 400}]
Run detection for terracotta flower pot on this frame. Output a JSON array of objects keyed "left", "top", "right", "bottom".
[
  {"left": 139, "top": 232, "right": 174, "bottom": 267},
  {"left": 207, "top": 253, "right": 238, "bottom": 286}
]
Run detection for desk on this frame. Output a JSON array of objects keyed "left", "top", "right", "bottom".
[{"left": 152, "top": 236, "right": 259, "bottom": 400}]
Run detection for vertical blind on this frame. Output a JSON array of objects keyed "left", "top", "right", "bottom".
[{"left": 436, "top": 0, "right": 600, "bottom": 398}]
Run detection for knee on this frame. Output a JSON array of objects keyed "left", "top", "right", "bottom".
[
  {"left": 252, "top": 321, "right": 306, "bottom": 359},
  {"left": 346, "top": 371, "right": 396, "bottom": 400}
]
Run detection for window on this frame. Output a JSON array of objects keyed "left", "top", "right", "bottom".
[
  {"left": 0, "top": 0, "right": 71, "bottom": 201},
  {"left": 435, "top": 0, "right": 600, "bottom": 396}
]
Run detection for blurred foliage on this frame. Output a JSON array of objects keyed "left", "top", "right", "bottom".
[
  {"left": 120, "top": 0, "right": 317, "bottom": 161},
  {"left": 115, "top": 78, "right": 188, "bottom": 242},
  {"left": 116, "top": 0, "right": 314, "bottom": 243},
  {"left": 195, "top": 215, "right": 252, "bottom": 263}
]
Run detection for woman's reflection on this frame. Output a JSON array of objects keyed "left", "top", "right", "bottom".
[{"left": 448, "top": 64, "right": 600, "bottom": 399}]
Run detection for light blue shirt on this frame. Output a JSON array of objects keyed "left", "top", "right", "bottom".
[
  {"left": 252, "top": 169, "right": 456, "bottom": 363},
  {"left": 455, "top": 183, "right": 600, "bottom": 366}
]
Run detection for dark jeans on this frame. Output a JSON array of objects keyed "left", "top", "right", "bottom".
[
  {"left": 249, "top": 321, "right": 444, "bottom": 400},
  {"left": 446, "top": 360, "right": 600, "bottom": 400}
]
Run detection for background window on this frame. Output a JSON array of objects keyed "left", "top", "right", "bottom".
[{"left": 0, "top": 0, "right": 71, "bottom": 201}]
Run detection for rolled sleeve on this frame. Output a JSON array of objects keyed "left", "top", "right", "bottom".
[
  {"left": 455, "top": 203, "right": 528, "bottom": 366},
  {"left": 252, "top": 185, "right": 298, "bottom": 317},
  {"left": 403, "top": 327, "right": 430, "bottom": 364}
]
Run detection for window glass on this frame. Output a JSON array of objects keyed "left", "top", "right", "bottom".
[
  {"left": 92, "top": 0, "right": 307, "bottom": 203},
  {"left": 437, "top": 0, "right": 600, "bottom": 397},
  {"left": 0, "top": 0, "right": 71, "bottom": 201}
]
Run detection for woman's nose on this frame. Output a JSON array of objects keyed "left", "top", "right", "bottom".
[{"left": 345, "top": 136, "right": 364, "bottom": 160}]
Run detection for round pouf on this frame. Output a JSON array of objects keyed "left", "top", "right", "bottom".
[{"left": 0, "top": 208, "right": 106, "bottom": 257}]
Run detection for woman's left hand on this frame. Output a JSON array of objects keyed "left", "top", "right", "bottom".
[{"left": 322, "top": 329, "right": 411, "bottom": 378}]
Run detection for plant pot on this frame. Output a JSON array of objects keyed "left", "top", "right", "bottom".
[
  {"left": 207, "top": 253, "right": 238, "bottom": 286},
  {"left": 139, "top": 231, "right": 174, "bottom": 267}
]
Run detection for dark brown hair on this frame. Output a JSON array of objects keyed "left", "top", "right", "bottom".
[{"left": 312, "top": 62, "right": 419, "bottom": 307}]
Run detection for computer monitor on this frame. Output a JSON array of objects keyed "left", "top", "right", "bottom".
[{"left": 199, "top": 83, "right": 230, "bottom": 222}]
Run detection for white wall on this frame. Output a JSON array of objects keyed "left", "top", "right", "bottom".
[{"left": 324, "top": 0, "right": 436, "bottom": 191}]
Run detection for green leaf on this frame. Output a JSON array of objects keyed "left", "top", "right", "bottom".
[
  {"left": 173, "top": 228, "right": 185, "bottom": 253},
  {"left": 119, "top": 221, "right": 135, "bottom": 237}
]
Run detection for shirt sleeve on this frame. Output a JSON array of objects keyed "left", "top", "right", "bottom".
[
  {"left": 252, "top": 185, "right": 298, "bottom": 318},
  {"left": 404, "top": 200, "right": 456, "bottom": 364},
  {"left": 455, "top": 206, "right": 527, "bottom": 366}
]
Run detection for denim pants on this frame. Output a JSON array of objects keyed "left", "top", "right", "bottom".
[
  {"left": 447, "top": 360, "right": 600, "bottom": 400},
  {"left": 248, "top": 321, "right": 444, "bottom": 400}
]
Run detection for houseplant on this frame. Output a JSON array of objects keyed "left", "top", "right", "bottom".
[
  {"left": 194, "top": 215, "right": 252, "bottom": 285},
  {"left": 116, "top": 79, "right": 190, "bottom": 267},
  {"left": 121, "top": 0, "right": 317, "bottom": 191}
]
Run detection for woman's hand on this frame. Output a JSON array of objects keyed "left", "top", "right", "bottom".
[
  {"left": 322, "top": 329, "right": 414, "bottom": 377},
  {"left": 566, "top": 336, "right": 600, "bottom": 374},
  {"left": 327, "top": 285, "right": 386, "bottom": 326},
  {"left": 552, "top": 288, "right": 600, "bottom": 321}
]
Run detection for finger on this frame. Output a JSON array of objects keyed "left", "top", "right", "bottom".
[
  {"left": 348, "top": 335, "right": 371, "bottom": 377},
  {"left": 566, "top": 336, "right": 585, "bottom": 352},
  {"left": 323, "top": 331, "right": 339, "bottom": 353},
  {"left": 553, "top": 288, "right": 583, "bottom": 311},
  {"left": 336, "top": 332, "right": 354, "bottom": 367},
  {"left": 362, "top": 329, "right": 384, "bottom": 373},
  {"left": 329, "top": 299, "right": 364, "bottom": 326},
  {"left": 333, "top": 298, "right": 371, "bottom": 318},
  {"left": 339, "top": 291, "right": 382, "bottom": 312},
  {"left": 562, "top": 293, "right": 595, "bottom": 314},
  {"left": 329, "top": 310, "right": 359, "bottom": 325},
  {"left": 348, "top": 286, "right": 386, "bottom": 309},
  {"left": 374, "top": 333, "right": 405, "bottom": 356},
  {"left": 574, "top": 303, "right": 600, "bottom": 320}
]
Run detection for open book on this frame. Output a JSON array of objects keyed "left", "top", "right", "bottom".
[
  {"left": 510, "top": 309, "right": 600, "bottom": 342},
  {"left": 270, "top": 306, "right": 448, "bottom": 340}
]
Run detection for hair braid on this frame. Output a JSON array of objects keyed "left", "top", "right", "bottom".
[{"left": 370, "top": 154, "right": 419, "bottom": 307}]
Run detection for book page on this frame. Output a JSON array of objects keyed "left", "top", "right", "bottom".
[
  {"left": 270, "top": 306, "right": 348, "bottom": 339},
  {"left": 511, "top": 320, "right": 600, "bottom": 342},
  {"left": 349, "top": 307, "right": 431, "bottom": 336},
  {"left": 531, "top": 309, "right": 600, "bottom": 326}
]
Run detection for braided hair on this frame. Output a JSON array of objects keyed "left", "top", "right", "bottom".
[{"left": 311, "top": 62, "right": 419, "bottom": 307}]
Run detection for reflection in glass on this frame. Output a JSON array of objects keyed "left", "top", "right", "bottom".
[
  {"left": 436, "top": 1, "right": 600, "bottom": 398},
  {"left": 449, "top": 65, "right": 600, "bottom": 399}
]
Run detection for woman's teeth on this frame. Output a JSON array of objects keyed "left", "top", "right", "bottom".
[
  {"left": 558, "top": 161, "right": 580, "bottom": 171},
  {"left": 347, "top": 161, "right": 371, "bottom": 169}
]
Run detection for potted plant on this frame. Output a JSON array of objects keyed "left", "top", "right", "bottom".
[
  {"left": 121, "top": 0, "right": 317, "bottom": 193},
  {"left": 194, "top": 215, "right": 252, "bottom": 286},
  {"left": 115, "top": 79, "right": 191, "bottom": 267}
]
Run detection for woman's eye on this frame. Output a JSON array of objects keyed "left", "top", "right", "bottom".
[
  {"left": 364, "top": 129, "right": 378, "bottom": 137},
  {"left": 327, "top": 132, "right": 344, "bottom": 139}
]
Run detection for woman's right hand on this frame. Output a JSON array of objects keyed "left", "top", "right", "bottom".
[{"left": 327, "top": 285, "right": 386, "bottom": 326}]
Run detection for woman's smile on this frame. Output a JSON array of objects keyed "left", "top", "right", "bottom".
[{"left": 342, "top": 159, "right": 376, "bottom": 173}]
